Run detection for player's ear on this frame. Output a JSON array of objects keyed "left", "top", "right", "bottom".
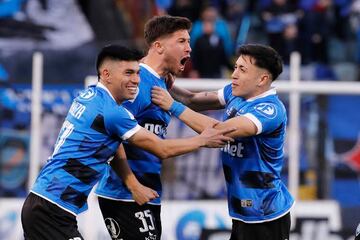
[
  {"left": 154, "top": 41, "right": 164, "bottom": 54},
  {"left": 100, "top": 68, "right": 111, "bottom": 83},
  {"left": 258, "top": 73, "right": 270, "bottom": 87}
]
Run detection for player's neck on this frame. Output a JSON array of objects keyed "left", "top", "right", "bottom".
[
  {"left": 244, "top": 87, "right": 273, "bottom": 101},
  {"left": 142, "top": 55, "right": 167, "bottom": 77},
  {"left": 98, "top": 81, "right": 124, "bottom": 105}
]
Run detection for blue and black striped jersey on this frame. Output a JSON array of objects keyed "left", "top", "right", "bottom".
[
  {"left": 95, "top": 63, "right": 171, "bottom": 204},
  {"left": 31, "top": 83, "right": 141, "bottom": 215},
  {"left": 218, "top": 84, "right": 294, "bottom": 223}
]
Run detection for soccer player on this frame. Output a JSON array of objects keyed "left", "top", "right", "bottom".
[
  {"left": 152, "top": 44, "right": 294, "bottom": 240},
  {"left": 94, "top": 15, "right": 194, "bottom": 240},
  {"left": 21, "top": 44, "right": 234, "bottom": 240}
]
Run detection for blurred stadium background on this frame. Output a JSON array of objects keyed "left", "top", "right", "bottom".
[{"left": 0, "top": 0, "right": 360, "bottom": 239}]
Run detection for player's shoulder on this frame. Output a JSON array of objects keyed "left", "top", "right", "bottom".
[
  {"left": 248, "top": 92, "right": 286, "bottom": 119},
  {"left": 76, "top": 85, "right": 113, "bottom": 103},
  {"left": 105, "top": 104, "right": 135, "bottom": 122},
  {"left": 76, "top": 85, "right": 97, "bottom": 100}
]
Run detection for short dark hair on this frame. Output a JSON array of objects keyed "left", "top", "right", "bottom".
[
  {"left": 96, "top": 44, "right": 143, "bottom": 78},
  {"left": 237, "top": 44, "right": 283, "bottom": 81},
  {"left": 144, "top": 15, "right": 192, "bottom": 46}
]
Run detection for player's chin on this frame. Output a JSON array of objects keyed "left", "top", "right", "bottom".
[
  {"left": 126, "top": 92, "right": 136, "bottom": 100},
  {"left": 175, "top": 66, "right": 185, "bottom": 75},
  {"left": 231, "top": 87, "right": 241, "bottom": 97}
]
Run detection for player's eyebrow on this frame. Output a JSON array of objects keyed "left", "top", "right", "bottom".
[
  {"left": 124, "top": 69, "right": 138, "bottom": 74},
  {"left": 239, "top": 65, "right": 247, "bottom": 70},
  {"left": 235, "top": 63, "right": 247, "bottom": 71}
]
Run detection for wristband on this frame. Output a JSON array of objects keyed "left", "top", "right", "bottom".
[{"left": 169, "top": 101, "right": 186, "bottom": 117}]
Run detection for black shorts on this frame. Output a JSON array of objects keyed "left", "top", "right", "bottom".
[
  {"left": 98, "top": 196, "right": 161, "bottom": 240},
  {"left": 230, "top": 212, "right": 291, "bottom": 240},
  {"left": 21, "top": 192, "right": 83, "bottom": 240}
]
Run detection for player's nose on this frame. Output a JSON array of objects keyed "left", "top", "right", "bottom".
[
  {"left": 185, "top": 42, "right": 191, "bottom": 53},
  {"left": 132, "top": 75, "right": 140, "bottom": 85}
]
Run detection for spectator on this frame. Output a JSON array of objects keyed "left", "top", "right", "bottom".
[
  {"left": 191, "top": 5, "right": 234, "bottom": 57},
  {"left": 191, "top": 19, "right": 233, "bottom": 78},
  {"left": 261, "top": 0, "right": 301, "bottom": 63},
  {"left": 299, "top": 0, "right": 332, "bottom": 64}
]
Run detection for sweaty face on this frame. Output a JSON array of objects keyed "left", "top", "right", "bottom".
[
  {"left": 160, "top": 30, "right": 191, "bottom": 75},
  {"left": 108, "top": 60, "right": 140, "bottom": 103},
  {"left": 231, "top": 55, "right": 265, "bottom": 99}
]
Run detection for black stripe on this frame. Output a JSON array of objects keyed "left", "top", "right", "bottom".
[
  {"left": 123, "top": 143, "right": 143, "bottom": 159},
  {"left": 93, "top": 144, "right": 114, "bottom": 162},
  {"left": 138, "top": 119, "right": 167, "bottom": 126},
  {"left": 239, "top": 171, "right": 275, "bottom": 189},
  {"left": 135, "top": 172, "right": 162, "bottom": 191},
  {"left": 259, "top": 147, "right": 275, "bottom": 163},
  {"left": 266, "top": 122, "right": 284, "bottom": 138},
  {"left": 62, "top": 158, "right": 100, "bottom": 185},
  {"left": 78, "top": 137, "right": 92, "bottom": 151},
  {"left": 91, "top": 114, "right": 106, "bottom": 134},
  {"left": 223, "top": 164, "right": 232, "bottom": 183},
  {"left": 60, "top": 185, "right": 87, "bottom": 208},
  {"left": 79, "top": 138, "right": 115, "bottom": 162}
]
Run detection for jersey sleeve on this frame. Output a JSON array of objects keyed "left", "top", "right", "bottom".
[
  {"left": 243, "top": 101, "right": 286, "bottom": 135},
  {"left": 218, "top": 84, "right": 232, "bottom": 106},
  {"left": 106, "top": 106, "right": 141, "bottom": 140}
]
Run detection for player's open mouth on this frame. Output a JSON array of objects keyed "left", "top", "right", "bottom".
[{"left": 179, "top": 56, "right": 190, "bottom": 70}]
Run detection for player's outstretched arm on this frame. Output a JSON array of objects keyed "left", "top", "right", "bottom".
[
  {"left": 152, "top": 86, "right": 257, "bottom": 138},
  {"left": 111, "top": 144, "right": 159, "bottom": 205},
  {"left": 164, "top": 73, "right": 224, "bottom": 111},
  {"left": 127, "top": 127, "right": 235, "bottom": 160},
  {"left": 152, "top": 86, "right": 220, "bottom": 133},
  {"left": 169, "top": 85, "right": 224, "bottom": 111}
]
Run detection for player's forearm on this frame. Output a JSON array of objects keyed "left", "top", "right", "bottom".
[
  {"left": 177, "top": 107, "right": 219, "bottom": 133},
  {"left": 170, "top": 85, "right": 194, "bottom": 106},
  {"left": 156, "top": 137, "right": 204, "bottom": 159},
  {"left": 171, "top": 86, "right": 223, "bottom": 111},
  {"left": 129, "top": 130, "right": 204, "bottom": 159},
  {"left": 110, "top": 148, "right": 140, "bottom": 191}
]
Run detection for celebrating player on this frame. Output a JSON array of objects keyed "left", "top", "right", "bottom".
[
  {"left": 95, "top": 15, "right": 196, "bottom": 240},
  {"left": 152, "top": 44, "right": 294, "bottom": 240}
]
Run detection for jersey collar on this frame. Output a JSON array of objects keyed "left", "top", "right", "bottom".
[
  {"left": 140, "top": 63, "right": 161, "bottom": 79},
  {"left": 246, "top": 88, "right": 277, "bottom": 102},
  {"left": 96, "top": 82, "right": 116, "bottom": 102}
]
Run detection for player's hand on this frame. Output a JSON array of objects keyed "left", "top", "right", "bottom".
[
  {"left": 198, "top": 127, "right": 236, "bottom": 148},
  {"left": 151, "top": 86, "right": 174, "bottom": 111},
  {"left": 129, "top": 182, "right": 159, "bottom": 206}
]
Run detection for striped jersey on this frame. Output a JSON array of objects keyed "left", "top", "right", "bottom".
[
  {"left": 31, "top": 83, "right": 141, "bottom": 215},
  {"left": 218, "top": 84, "right": 294, "bottom": 223},
  {"left": 95, "top": 63, "right": 171, "bottom": 204}
]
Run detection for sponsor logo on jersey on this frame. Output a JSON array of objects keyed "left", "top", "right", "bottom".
[
  {"left": 240, "top": 199, "right": 253, "bottom": 207},
  {"left": 144, "top": 123, "right": 167, "bottom": 136},
  {"left": 221, "top": 142, "right": 244, "bottom": 158},
  {"left": 254, "top": 103, "right": 277, "bottom": 119}
]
